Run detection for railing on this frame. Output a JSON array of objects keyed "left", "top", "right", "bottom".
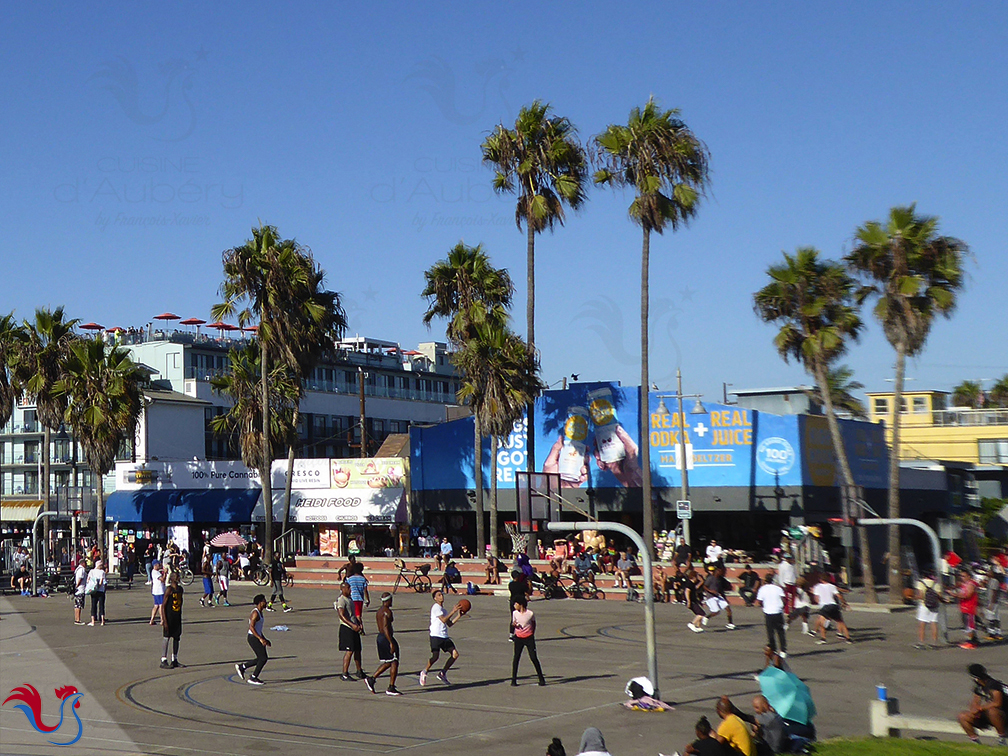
[{"left": 931, "top": 408, "right": 1008, "bottom": 427}]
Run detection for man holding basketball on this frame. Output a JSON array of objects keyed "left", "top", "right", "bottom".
[{"left": 420, "top": 589, "right": 466, "bottom": 686}]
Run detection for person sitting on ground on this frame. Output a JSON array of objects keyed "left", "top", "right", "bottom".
[
  {"left": 722, "top": 694, "right": 786, "bottom": 755},
  {"left": 684, "top": 715, "right": 730, "bottom": 755},
  {"left": 738, "top": 564, "right": 762, "bottom": 607},
  {"left": 715, "top": 697, "right": 755, "bottom": 755},
  {"left": 576, "top": 727, "right": 612, "bottom": 756},
  {"left": 441, "top": 560, "right": 461, "bottom": 594},
  {"left": 958, "top": 663, "right": 1007, "bottom": 746}
]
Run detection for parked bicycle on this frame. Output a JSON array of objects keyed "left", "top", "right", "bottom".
[
  {"left": 391, "top": 559, "right": 432, "bottom": 593},
  {"left": 532, "top": 571, "right": 571, "bottom": 600}
]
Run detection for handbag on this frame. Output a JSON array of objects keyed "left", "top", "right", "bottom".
[{"left": 84, "top": 573, "right": 98, "bottom": 595}]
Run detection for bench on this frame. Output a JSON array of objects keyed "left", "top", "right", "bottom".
[{"left": 869, "top": 698, "right": 999, "bottom": 740}]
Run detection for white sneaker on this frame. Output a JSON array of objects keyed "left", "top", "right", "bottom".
[
  {"left": 235, "top": 663, "right": 245, "bottom": 679},
  {"left": 419, "top": 670, "right": 427, "bottom": 687},
  {"left": 778, "top": 652, "right": 787, "bottom": 659},
  {"left": 688, "top": 623, "right": 703, "bottom": 633},
  {"left": 725, "top": 623, "right": 736, "bottom": 630},
  {"left": 783, "top": 623, "right": 789, "bottom": 631}
]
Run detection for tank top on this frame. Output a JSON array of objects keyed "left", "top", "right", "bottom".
[{"left": 249, "top": 609, "right": 264, "bottom": 637}]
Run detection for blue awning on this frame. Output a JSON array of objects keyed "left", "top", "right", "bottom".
[{"left": 104, "top": 489, "right": 261, "bottom": 524}]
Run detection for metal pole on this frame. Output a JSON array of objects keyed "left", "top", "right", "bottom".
[
  {"left": 677, "top": 369, "right": 691, "bottom": 547},
  {"left": 358, "top": 367, "right": 367, "bottom": 459},
  {"left": 31, "top": 511, "right": 58, "bottom": 597},
  {"left": 858, "top": 518, "right": 942, "bottom": 605},
  {"left": 546, "top": 520, "right": 659, "bottom": 697}
]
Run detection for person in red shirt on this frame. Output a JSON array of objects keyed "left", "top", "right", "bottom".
[{"left": 954, "top": 567, "right": 980, "bottom": 649}]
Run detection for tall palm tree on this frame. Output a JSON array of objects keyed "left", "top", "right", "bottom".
[
  {"left": 213, "top": 224, "right": 312, "bottom": 562},
  {"left": 846, "top": 204, "right": 968, "bottom": 599},
  {"left": 56, "top": 338, "right": 143, "bottom": 561},
  {"left": 0, "top": 314, "right": 26, "bottom": 508},
  {"left": 951, "top": 380, "right": 985, "bottom": 408},
  {"left": 455, "top": 319, "right": 545, "bottom": 557},
  {"left": 481, "top": 101, "right": 589, "bottom": 482},
  {"left": 810, "top": 365, "right": 868, "bottom": 420},
  {"left": 990, "top": 375, "right": 1008, "bottom": 408},
  {"left": 754, "top": 248, "right": 876, "bottom": 601},
  {"left": 422, "top": 242, "right": 515, "bottom": 554},
  {"left": 593, "top": 97, "right": 710, "bottom": 557},
  {"left": 13, "top": 308, "right": 80, "bottom": 541}
]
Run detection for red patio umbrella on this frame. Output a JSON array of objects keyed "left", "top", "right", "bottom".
[
  {"left": 210, "top": 531, "right": 248, "bottom": 548},
  {"left": 80, "top": 322, "right": 104, "bottom": 331},
  {"left": 153, "top": 312, "right": 180, "bottom": 321},
  {"left": 107, "top": 326, "right": 125, "bottom": 333},
  {"left": 179, "top": 318, "right": 206, "bottom": 326}
]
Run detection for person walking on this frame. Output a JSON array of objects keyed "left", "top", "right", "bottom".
[
  {"left": 266, "top": 556, "right": 292, "bottom": 613},
  {"left": 346, "top": 563, "right": 369, "bottom": 627},
  {"left": 200, "top": 555, "right": 215, "bottom": 608},
  {"left": 336, "top": 581, "right": 365, "bottom": 681},
  {"left": 160, "top": 572, "right": 184, "bottom": 669},
  {"left": 686, "top": 569, "right": 709, "bottom": 633},
  {"left": 149, "top": 559, "right": 165, "bottom": 625},
  {"left": 214, "top": 553, "right": 231, "bottom": 606},
  {"left": 365, "top": 593, "right": 401, "bottom": 696},
  {"left": 235, "top": 594, "right": 270, "bottom": 685},
  {"left": 86, "top": 558, "right": 108, "bottom": 626},
  {"left": 756, "top": 570, "right": 787, "bottom": 657},
  {"left": 510, "top": 596, "right": 546, "bottom": 686},
  {"left": 72, "top": 557, "right": 87, "bottom": 626},
  {"left": 420, "top": 589, "right": 463, "bottom": 686}
]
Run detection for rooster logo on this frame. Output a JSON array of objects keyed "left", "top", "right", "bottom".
[
  {"left": 405, "top": 55, "right": 514, "bottom": 126},
  {"left": 3, "top": 684, "right": 84, "bottom": 746}
]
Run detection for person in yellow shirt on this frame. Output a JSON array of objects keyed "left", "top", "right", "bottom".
[{"left": 715, "top": 698, "right": 755, "bottom": 756}]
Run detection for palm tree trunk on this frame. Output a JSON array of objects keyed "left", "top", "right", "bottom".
[
  {"left": 280, "top": 406, "right": 300, "bottom": 555},
  {"left": 474, "top": 415, "right": 485, "bottom": 555},
  {"left": 640, "top": 227, "right": 654, "bottom": 558},
  {"left": 490, "top": 434, "right": 499, "bottom": 558},
  {"left": 525, "top": 222, "right": 540, "bottom": 561},
  {"left": 814, "top": 361, "right": 877, "bottom": 603},
  {"left": 260, "top": 318, "right": 273, "bottom": 564},
  {"left": 887, "top": 347, "right": 906, "bottom": 600},
  {"left": 96, "top": 477, "right": 105, "bottom": 563}
]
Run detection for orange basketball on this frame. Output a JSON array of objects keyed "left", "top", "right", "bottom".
[{"left": 457, "top": 598, "right": 472, "bottom": 615}]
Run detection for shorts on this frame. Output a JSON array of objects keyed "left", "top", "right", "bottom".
[
  {"left": 202, "top": 577, "right": 213, "bottom": 593},
  {"left": 819, "top": 604, "right": 843, "bottom": 622},
  {"left": 376, "top": 634, "right": 399, "bottom": 664},
  {"left": 429, "top": 636, "right": 456, "bottom": 654},
  {"left": 74, "top": 594, "right": 85, "bottom": 609},
  {"left": 705, "top": 596, "right": 729, "bottom": 614},
  {"left": 163, "top": 620, "right": 182, "bottom": 639},
  {"left": 152, "top": 595, "right": 164, "bottom": 606},
  {"left": 353, "top": 600, "right": 364, "bottom": 618},
  {"left": 339, "top": 624, "right": 362, "bottom": 653},
  {"left": 975, "top": 709, "right": 1006, "bottom": 730},
  {"left": 689, "top": 602, "right": 705, "bottom": 617},
  {"left": 916, "top": 605, "right": 939, "bottom": 624}
]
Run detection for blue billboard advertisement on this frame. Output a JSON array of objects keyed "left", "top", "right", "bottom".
[{"left": 799, "top": 414, "right": 888, "bottom": 489}]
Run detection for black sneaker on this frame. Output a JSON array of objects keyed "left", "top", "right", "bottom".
[
  {"left": 235, "top": 663, "right": 246, "bottom": 679},
  {"left": 160, "top": 660, "right": 171, "bottom": 669},
  {"left": 365, "top": 676, "right": 376, "bottom": 693},
  {"left": 385, "top": 686, "right": 402, "bottom": 696},
  {"left": 340, "top": 673, "right": 354, "bottom": 682},
  {"left": 170, "top": 660, "right": 180, "bottom": 668},
  {"left": 247, "top": 677, "right": 264, "bottom": 686},
  {"left": 356, "top": 670, "right": 366, "bottom": 680}
]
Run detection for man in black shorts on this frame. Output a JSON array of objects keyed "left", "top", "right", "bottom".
[
  {"left": 958, "top": 663, "right": 1007, "bottom": 745},
  {"left": 335, "top": 581, "right": 364, "bottom": 681},
  {"left": 365, "top": 593, "right": 400, "bottom": 696},
  {"left": 420, "top": 589, "right": 464, "bottom": 686}
]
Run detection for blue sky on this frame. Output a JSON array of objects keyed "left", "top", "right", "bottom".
[{"left": 3, "top": 3, "right": 1006, "bottom": 401}]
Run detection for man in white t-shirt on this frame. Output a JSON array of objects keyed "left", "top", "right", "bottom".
[
  {"left": 705, "top": 539, "right": 724, "bottom": 565},
  {"left": 812, "top": 578, "right": 851, "bottom": 644},
  {"left": 73, "top": 558, "right": 87, "bottom": 626},
  {"left": 149, "top": 560, "right": 166, "bottom": 625},
  {"left": 778, "top": 554, "right": 798, "bottom": 623},
  {"left": 419, "top": 589, "right": 464, "bottom": 686},
  {"left": 756, "top": 569, "right": 787, "bottom": 657}
]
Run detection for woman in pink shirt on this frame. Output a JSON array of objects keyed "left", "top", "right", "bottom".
[{"left": 511, "top": 596, "right": 546, "bottom": 686}]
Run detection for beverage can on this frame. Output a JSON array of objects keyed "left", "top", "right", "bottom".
[
  {"left": 588, "top": 388, "right": 625, "bottom": 463},
  {"left": 558, "top": 440, "right": 586, "bottom": 482},
  {"left": 587, "top": 388, "right": 617, "bottom": 426},
  {"left": 563, "top": 407, "right": 589, "bottom": 443},
  {"left": 876, "top": 684, "right": 887, "bottom": 702}
]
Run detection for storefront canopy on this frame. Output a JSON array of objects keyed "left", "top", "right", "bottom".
[
  {"left": 0, "top": 500, "right": 43, "bottom": 522},
  {"left": 104, "top": 489, "right": 261, "bottom": 524}
]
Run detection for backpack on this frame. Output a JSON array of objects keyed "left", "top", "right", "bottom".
[
  {"left": 466, "top": 582, "right": 481, "bottom": 595},
  {"left": 924, "top": 585, "right": 940, "bottom": 611}
]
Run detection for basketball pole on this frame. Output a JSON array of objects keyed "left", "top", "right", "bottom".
[{"left": 545, "top": 520, "right": 659, "bottom": 698}]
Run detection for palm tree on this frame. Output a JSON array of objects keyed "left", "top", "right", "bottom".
[
  {"left": 846, "top": 204, "right": 968, "bottom": 599},
  {"left": 593, "top": 97, "right": 711, "bottom": 556},
  {"left": 481, "top": 101, "right": 589, "bottom": 481},
  {"left": 0, "top": 314, "right": 26, "bottom": 509},
  {"left": 213, "top": 224, "right": 314, "bottom": 562},
  {"left": 56, "top": 338, "right": 143, "bottom": 561},
  {"left": 810, "top": 365, "right": 868, "bottom": 420},
  {"left": 951, "top": 380, "right": 985, "bottom": 408},
  {"left": 13, "top": 308, "right": 80, "bottom": 542},
  {"left": 422, "top": 242, "right": 515, "bottom": 554},
  {"left": 455, "top": 319, "right": 545, "bottom": 557},
  {"left": 754, "top": 248, "right": 876, "bottom": 601},
  {"left": 990, "top": 375, "right": 1008, "bottom": 408}
]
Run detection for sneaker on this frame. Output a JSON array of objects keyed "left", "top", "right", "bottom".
[
  {"left": 783, "top": 623, "right": 789, "bottom": 631},
  {"left": 958, "top": 642, "right": 977, "bottom": 650},
  {"left": 385, "top": 687, "right": 402, "bottom": 696},
  {"left": 436, "top": 671, "right": 449, "bottom": 685},
  {"left": 508, "top": 634, "right": 515, "bottom": 642},
  {"left": 365, "top": 676, "right": 376, "bottom": 693},
  {"left": 74, "top": 621, "right": 85, "bottom": 626},
  {"left": 801, "top": 625, "right": 809, "bottom": 634},
  {"left": 160, "top": 660, "right": 171, "bottom": 669},
  {"left": 265, "top": 605, "right": 275, "bottom": 612},
  {"left": 996, "top": 736, "right": 1006, "bottom": 746},
  {"left": 805, "top": 630, "right": 818, "bottom": 637},
  {"left": 843, "top": 637, "right": 853, "bottom": 645},
  {"left": 247, "top": 677, "right": 264, "bottom": 686},
  {"left": 200, "top": 598, "right": 205, "bottom": 607},
  {"left": 688, "top": 623, "right": 703, "bottom": 633},
  {"left": 779, "top": 652, "right": 787, "bottom": 659},
  {"left": 701, "top": 616, "right": 709, "bottom": 626},
  {"left": 356, "top": 670, "right": 366, "bottom": 680},
  {"left": 815, "top": 639, "right": 827, "bottom": 645},
  {"left": 419, "top": 669, "right": 427, "bottom": 687},
  {"left": 223, "top": 601, "right": 231, "bottom": 607},
  {"left": 340, "top": 673, "right": 353, "bottom": 682},
  {"left": 170, "top": 660, "right": 180, "bottom": 668},
  {"left": 725, "top": 623, "right": 736, "bottom": 630},
  {"left": 283, "top": 605, "right": 293, "bottom": 613},
  {"left": 235, "top": 663, "right": 246, "bottom": 679}
]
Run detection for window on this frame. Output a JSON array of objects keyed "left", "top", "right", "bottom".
[
  {"left": 912, "top": 396, "right": 928, "bottom": 414},
  {"left": 978, "top": 439, "right": 1008, "bottom": 464},
  {"left": 873, "top": 397, "right": 888, "bottom": 415},
  {"left": 900, "top": 399, "right": 908, "bottom": 414}
]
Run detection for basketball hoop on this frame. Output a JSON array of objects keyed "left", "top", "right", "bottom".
[{"left": 504, "top": 522, "right": 529, "bottom": 556}]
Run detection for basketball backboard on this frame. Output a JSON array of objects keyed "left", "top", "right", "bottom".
[{"left": 515, "top": 471, "right": 561, "bottom": 533}]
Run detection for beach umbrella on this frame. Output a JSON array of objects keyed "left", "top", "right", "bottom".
[
  {"left": 80, "top": 322, "right": 104, "bottom": 331},
  {"left": 179, "top": 318, "right": 206, "bottom": 326},
  {"left": 153, "top": 312, "right": 180, "bottom": 321},
  {"left": 758, "top": 665, "right": 816, "bottom": 725},
  {"left": 210, "top": 531, "right": 248, "bottom": 548}
]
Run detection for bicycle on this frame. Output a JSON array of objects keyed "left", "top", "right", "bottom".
[
  {"left": 532, "top": 572, "right": 571, "bottom": 600},
  {"left": 568, "top": 574, "right": 604, "bottom": 600},
  {"left": 391, "top": 559, "right": 432, "bottom": 593},
  {"left": 251, "top": 563, "right": 270, "bottom": 587}
]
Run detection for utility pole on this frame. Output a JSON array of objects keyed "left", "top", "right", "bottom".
[
  {"left": 677, "top": 369, "right": 691, "bottom": 548},
  {"left": 358, "top": 366, "right": 367, "bottom": 459}
]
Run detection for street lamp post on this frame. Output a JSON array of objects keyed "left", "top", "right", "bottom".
[{"left": 655, "top": 368, "right": 706, "bottom": 549}]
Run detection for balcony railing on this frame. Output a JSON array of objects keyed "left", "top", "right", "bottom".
[{"left": 932, "top": 408, "right": 1008, "bottom": 427}]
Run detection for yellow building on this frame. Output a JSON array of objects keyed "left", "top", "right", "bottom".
[{"left": 865, "top": 390, "right": 1008, "bottom": 465}]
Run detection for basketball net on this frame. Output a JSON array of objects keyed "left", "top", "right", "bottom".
[{"left": 504, "top": 522, "right": 529, "bottom": 556}]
